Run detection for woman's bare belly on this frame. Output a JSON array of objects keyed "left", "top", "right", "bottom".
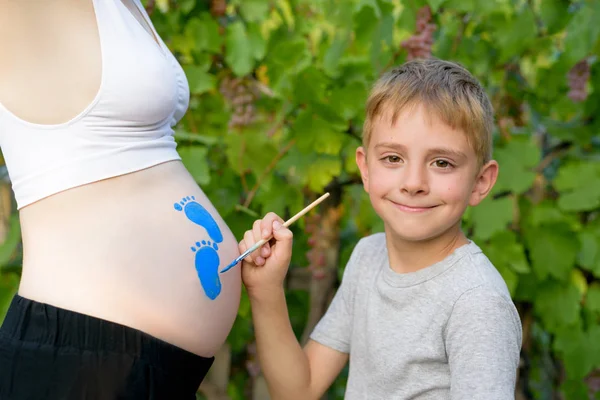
[{"left": 17, "top": 160, "right": 241, "bottom": 357}]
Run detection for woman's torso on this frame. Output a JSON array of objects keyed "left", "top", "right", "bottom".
[{"left": 0, "top": 0, "right": 241, "bottom": 357}]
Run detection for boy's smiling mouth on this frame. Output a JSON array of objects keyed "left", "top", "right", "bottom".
[{"left": 388, "top": 200, "right": 439, "bottom": 213}]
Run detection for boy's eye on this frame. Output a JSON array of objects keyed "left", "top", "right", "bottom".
[
  {"left": 384, "top": 155, "right": 401, "bottom": 163},
  {"left": 434, "top": 160, "right": 452, "bottom": 168}
]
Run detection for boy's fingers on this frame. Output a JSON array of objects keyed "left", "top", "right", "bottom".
[
  {"left": 252, "top": 220, "right": 264, "bottom": 242},
  {"left": 260, "top": 212, "right": 284, "bottom": 238},
  {"left": 251, "top": 222, "right": 269, "bottom": 264},
  {"left": 261, "top": 243, "right": 270, "bottom": 258},
  {"left": 243, "top": 230, "right": 257, "bottom": 264},
  {"left": 271, "top": 221, "right": 293, "bottom": 256}
]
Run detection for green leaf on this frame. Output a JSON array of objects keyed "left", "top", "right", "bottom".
[
  {"left": 180, "top": 0, "right": 195, "bottom": 14},
  {"left": 369, "top": 6, "right": 395, "bottom": 70},
  {"left": 267, "top": 36, "right": 309, "bottom": 68},
  {"left": 443, "top": 0, "right": 475, "bottom": 13},
  {"left": 277, "top": 149, "right": 341, "bottom": 192},
  {"left": 292, "top": 108, "right": 346, "bottom": 155},
  {"left": 255, "top": 184, "right": 304, "bottom": 220},
  {"left": 558, "top": 187, "right": 600, "bottom": 212},
  {"left": 323, "top": 32, "right": 351, "bottom": 78},
  {"left": 354, "top": 1, "right": 380, "bottom": 50},
  {"left": 578, "top": 221, "right": 600, "bottom": 277},
  {"left": 292, "top": 67, "right": 329, "bottom": 105},
  {"left": 179, "top": 146, "right": 211, "bottom": 185},
  {"left": 570, "top": 269, "right": 587, "bottom": 299},
  {"left": 355, "top": 0, "right": 381, "bottom": 18},
  {"left": 307, "top": 156, "right": 342, "bottom": 192},
  {"left": 554, "top": 161, "right": 600, "bottom": 212},
  {"left": 535, "top": 281, "right": 581, "bottom": 334},
  {"left": 483, "top": 231, "right": 531, "bottom": 275},
  {"left": 0, "top": 215, "right": 21, "bottom": 268},
  {"left": 396, "top": 2, "right": 417, "bottom": 33},
  {"left": 225, "top": 22, "right": 254, "bottom": 77},
  {"left": 426, "top": 0, "right": 445, "bottom": 12},
  {"left": 343, "top": 140, "right": 360, "bottom": 174},
  {"left": 224, "top": 128, "right": 279, "bottom": 178},
  {"left": 496, "top": 7, "right": 538, "bottom": 62},
  {"left": 183, "top": 66, "right": 216, "bottom": 95},
  {"left": 265, "top": 37, "right": 312, "bottom": 94},
  {"left": 239, "top": 0, "right": 270, "bottom": 22},
  {"left": 493, "top": 138, "right": 540, "bottom": 194},
  {"left": 470, "top": 196, "right": 513, "bottom": 240},
  {"left": 329, "top": 80, "right": 368, "bottom": 121},
  {"left": 561, "top": 380, "right": 591, "bottom": 400},
  {"left": 247, "top": 23, "right": 267, "bottom": 61},
  {"left": 562, "top": 2, "right": 600, "bottom": 67},
  {"left": 345, "top": 184, "right": 385, "bottom": 234},
  {"left": 586, "top": 283, "right": 600, "bottom": 315},
  {"left": 526, "top": 223, "right": 579, "bottom": 281},
  {"left": 186, "top": 13, "right": 223, "bottom": 54},
  {"left": 539, "top": 0, "right": 572, "bottom": 35},
  {"left": 554, "top": 161, "right": 600, "bottom": 191},
  {"left": 525, "top": 200, "right": 580, "bottom": 230},
  {"left": 513, "top": 272, "right": 538, "bottom": 303},
  {"left": 495, "top": 263, "right": 519, "bottom": 296},
  {"left": 553, "top": 323, "right": 600, "bottom": 382},
  {"left": 0, "top": 272, "right": 19, "bottom": 323}
]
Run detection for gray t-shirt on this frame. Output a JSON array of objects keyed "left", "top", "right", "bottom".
[{"left": 310, "top": 233, "right": 522, "bottom": 399}]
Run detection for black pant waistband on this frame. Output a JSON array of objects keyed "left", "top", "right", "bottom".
[{"left": 0, "top": 294, "right": 214, "bottom": 376}]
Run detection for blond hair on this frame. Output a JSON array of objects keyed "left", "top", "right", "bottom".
[{"left": 362, "top": 59, "right": 494, "bottom": 165}]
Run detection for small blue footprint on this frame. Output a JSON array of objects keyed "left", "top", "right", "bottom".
[
  {"left": 174, "top": 196, "right": 223, "bottom": 243},
  {"left": 191, "top": 240, "right": 221, "bottom": 300}
]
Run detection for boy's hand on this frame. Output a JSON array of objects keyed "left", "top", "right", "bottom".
[{"left": 239, "top": 212, "right": 293, "bottom": 297}]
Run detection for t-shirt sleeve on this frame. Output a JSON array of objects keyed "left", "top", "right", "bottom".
[
  {"left": 445, "top": 286, "right": 522, "bottom": 400},
  {"left": 309, "top": 240, "right": 364, "bottom": 354}
]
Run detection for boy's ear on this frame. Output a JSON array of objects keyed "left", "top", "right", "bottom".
[
  {"left": 356, "top": 146, "right": 370, "bottom": 193},
  {"left": 469, "top": 160, "right": 499, "bottom": 206}
]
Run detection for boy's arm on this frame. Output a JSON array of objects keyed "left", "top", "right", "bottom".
[
  {"left": 250, "top": 287, "right": 349, "bottom": 400},
  {"left": 445, "top": 287, "right": 522, "bottom": 400},
  {"left": 241, "top": 212, "right": 356, "bottom": 400}
]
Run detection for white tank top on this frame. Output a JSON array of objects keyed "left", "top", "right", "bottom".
[{"left": 0, "top": 0, "right": 189, "bottom": 209}]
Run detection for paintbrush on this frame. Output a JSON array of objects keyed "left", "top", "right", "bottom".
[{"left": 220, "top": 192, "right": 330, "bottom": 273}]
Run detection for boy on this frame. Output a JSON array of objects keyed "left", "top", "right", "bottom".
[{"left": 239, "top": 59, "right": 522, "bottom": 399}]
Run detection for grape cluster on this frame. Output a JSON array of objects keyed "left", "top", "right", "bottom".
[
  {"left": 219, "top": 76, "right": 259, "bottom": 129},
  {"left": 305, "top": 213, "right": 328, "bottom": 280},
  {"left": 401, "top": 6, "right": 437, "bottom": 60},
  {"left": 567, "top": 59, "right": 590, "bottom": 102},
  {"left": 210, "top": 0, "right": 226, "bottom": 17},
  {"left": 587, "top": 369, "right": 600, "bottom": 398}
]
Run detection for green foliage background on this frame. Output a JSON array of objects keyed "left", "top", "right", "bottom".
[{"left": 1, "top": 0, "right": 600, "bottom": 398}]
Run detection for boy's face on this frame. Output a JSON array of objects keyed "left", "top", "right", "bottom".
[{"left": 356, "top": 103, "right": 498, "bottom": 243}]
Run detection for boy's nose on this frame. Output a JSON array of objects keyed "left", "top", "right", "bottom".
[{"left": 400, "top": 165, "right": 429, "bottom": 196}]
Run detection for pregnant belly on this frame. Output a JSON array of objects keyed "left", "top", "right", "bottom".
[{"left": 17, "top": 161, "right": 242, "bottom": 357}]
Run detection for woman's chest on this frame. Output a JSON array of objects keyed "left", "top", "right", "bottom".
[{"left": 0, "top": 0, "right": 180, "bottom": 127}]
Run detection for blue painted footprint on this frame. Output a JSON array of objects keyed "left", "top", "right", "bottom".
[
  {"left": 191, "top": 240, "right": 221, "bottom": 300},
  {"left": 174, "top": 196, "right": 223, "bottom": 243}
]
